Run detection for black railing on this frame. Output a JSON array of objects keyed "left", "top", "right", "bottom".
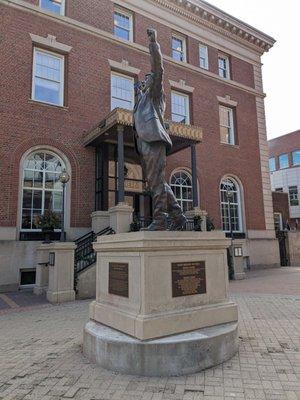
[{"left": 74, "top": 227, "right": 115, "bottom": 277}]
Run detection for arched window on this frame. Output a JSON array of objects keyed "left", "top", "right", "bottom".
[
  {"left": 170, "top": 170, "right": 193, "bottom": 212},
  {"left": 220, "top": 177, "right": 243, "bottom": 232},
  {"left": 21, "top": 151, "right": 65, "bottom": 230}
]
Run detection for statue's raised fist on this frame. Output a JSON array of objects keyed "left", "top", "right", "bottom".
[{"left": 147, "top": 28, "right": 157, "bottom": 42}]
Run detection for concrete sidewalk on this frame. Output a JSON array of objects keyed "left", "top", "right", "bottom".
[{"left": 0, "top": 267, "right": 299, "bottom": 400}]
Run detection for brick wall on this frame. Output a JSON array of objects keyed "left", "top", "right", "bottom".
[{"left": 0, "top": 1, "right": 266, "bottom": 232}]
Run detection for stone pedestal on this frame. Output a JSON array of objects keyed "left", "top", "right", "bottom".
[
  {"left": 44, "top": 242, "right": 76, "bottom": 303},
  {"left": 109, "top": 203, "right": 133, "bottom": 233},
  {"left": 91, "top": 211, "right": 110, "bottom": 233},
  {"left": 34, "top": 245, "right": 50, "bottom": 296},
  {"left": 83, "top": 231, "right": 238, "bottom": 375}
]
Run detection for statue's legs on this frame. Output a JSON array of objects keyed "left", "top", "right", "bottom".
[
  {"left": 137, "top": 140, "right": 168, "bottom": 228},
  {"left": 137, "top": 139, "right": 185, "bottom": 230}
]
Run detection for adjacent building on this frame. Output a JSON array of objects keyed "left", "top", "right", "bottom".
[
  {"left": 269, "top": 130, "right": 300, "bottom": 229},
  {"left": 0, "top": 0, "right": 279, "bottom": 291}
]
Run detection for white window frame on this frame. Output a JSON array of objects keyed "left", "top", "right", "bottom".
[
  {"left": 279, "top": 153, "right": 289, "bottom": 169},
  {"left": 170, "top": 170, "right": 193, "bottom": 212},
  {"left": 219, "top": 105, "right": 235, "bottom": 145},
  {"left": 39, "top": 0, "right": 65, "bottom": 16},
  {"left": 289, "top": 186, "right": 299, "bottom": 207},
  {"left": 199, "top": 44, "right": 209, "bottom": 70},
  {"left": 114, "top": 7, "right": 133, "bottom": 42},
  {"left": 218, "top": 54, "right": 230, "bottom": 79},
  {"left": 292, "top": 150, "right": 300, "bottom": 166},
  {"left": 269, "top": 157, "right": 276, "bottom": 172},
  {"left": 171, "top": 91, "right": 190, "bottom": 125},
  {"left": 171, "top": 34, "right": 187, "bottom": 62},
  {"left": 20, "top": 150, "right": 66, "bottom": 232},
  {"left": 220, "top": 177, "right": 243, "bottom": 233},
  {"left": 32, "top": 48, "right": 65, "bottom": 107},
  {"left": 274, "top": 212, "right": 283, "bottom": 231},
  {"left": 111, "top": 71, "right": 134, "bottom": 111}
]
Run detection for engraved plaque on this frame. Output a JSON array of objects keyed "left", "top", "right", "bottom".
[
  {"left": 109, "top": 263, "right": 129, "bottom": 298},
  {"left": 172, "top": 261, "right": 206, "bottom": 297}
]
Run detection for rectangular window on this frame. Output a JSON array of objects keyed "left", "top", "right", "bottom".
[
  {"left": 289, "top": 186, "right": 299, "bottom": 206},
  {"left": 114, "top": 8, "right": 133, "bottom": 42},
  {"left": 171, "top": 91, "right": 190, "bottom": 124},
  {"left": 32, "top": 48, "right": 64, "bottom": 106},
  {"left": 218, "top": 54, "right": 230, "bottom": 79},
  {"left": 279, "top": 154, "right": 289, "bottom": 169},
  {"left": 292, "top": 150, "right": 300, "bottom": 166},
  {"left": 269, "top": 157, "right": 276, "bottom": 172},
  {"left": 199, "top": 44, "right": 209, "bottom": 70},
  {"left": 275, "top": 188, "right": 283, "bottom": 192},
  {"left": 40, "top": 0, "right": 65, "bottom": 15},
  {"left": 274, "top": 213, "right": 283, "bottom": 231},
  {"left": 171, "top": 34, "right": 186, "bottom": 62},
  {"left": 111, "top": 72, "right": 134, "bottom": 111},
  {"left": 219, "top": 105, "right": 235, "bottom": 145}
]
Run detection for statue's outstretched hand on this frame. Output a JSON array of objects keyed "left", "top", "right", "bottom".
[{"left": 147, "top": 28, "right": 157, "bottom": 43}]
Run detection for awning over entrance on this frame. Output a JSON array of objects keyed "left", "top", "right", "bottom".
[{"left": 83, "top": 108, "right": 203, "bottom": 155}]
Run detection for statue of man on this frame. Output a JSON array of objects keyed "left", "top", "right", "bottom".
[{"left": 133, "top": 29, "right": 187, "bottom": 231}]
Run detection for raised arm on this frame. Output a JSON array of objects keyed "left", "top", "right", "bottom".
[{"left": 147, "top": 29, "right": 164, "bottom": 95}]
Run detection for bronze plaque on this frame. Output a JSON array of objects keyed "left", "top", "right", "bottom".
[
  {"left": 109, "top": 263, "right": 129, "bottom": 298},
  {"left": 172, "top": 261, "right": 206, "bottom": 297}
]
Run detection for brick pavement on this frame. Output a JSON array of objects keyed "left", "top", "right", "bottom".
[{"left": 0, "top": 267, "right": 299, "bottom": 400}]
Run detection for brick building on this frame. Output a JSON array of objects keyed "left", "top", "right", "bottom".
[
  {"left": 0, "top": 0, "right": 279, "bottom": 291},
  {"left": 269, "top": 130, "right": 300, "bottom": 229}
]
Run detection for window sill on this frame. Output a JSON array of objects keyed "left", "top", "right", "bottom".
[
  {"left": 220, "top": 142, "right": 240, "bottom": 149},
  {"left": 29, "top": 99, "right": 69, "bottom": 111}
]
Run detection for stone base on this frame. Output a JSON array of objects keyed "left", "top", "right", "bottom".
[
  {"left": 46, "top": 289, "right": 75, "bottom": 303},
  {"left": 83, "top": 320, "right": 238, "bottom": 377}
]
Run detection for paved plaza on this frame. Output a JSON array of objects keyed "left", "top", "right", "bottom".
[{"left": 0, "top": 267, "right": 299, "bottom": 400}]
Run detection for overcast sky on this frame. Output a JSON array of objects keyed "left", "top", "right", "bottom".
[{"left": 206, "top": 0, "right": 300, "bottom": 139}]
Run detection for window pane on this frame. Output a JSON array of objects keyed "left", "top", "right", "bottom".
[
  {"left": 172, "top": 37, "right": 185, "bottom": 61},
  {"left": 114, "top": 11, "right": 131, "bottom": 41},
  {"left": 111, "top": 74, "right": 133, "bottom": 110},
  {"left": 171, "top": 93, "right": 189, "bottom": 124},
  {"left": 170, "top": 171, "right": 193, "bottom": 211},
  {"left": 199, "top": 45, "right": 208, "bottom": 69},
  {"left": 269, "top": 157, "right": 276, "bottom": 172},
  {"left": 24, "top": 170, "right": 34, "bottom": 188},
  {"left": 40, "top": 0, "right": 62, "bottom": 14},
  {"left": 22, "top": 190, "right": 33, "bottom": 209},
  {"left": 279, "top": 154, "right": 289, "bottom": 169},
  {"left": 220, "top": 178, "right": 242, "bottom": 232},
  {"left": 21, "top": 151, "right": 65, "bottom": 231},
  {"left": 289, "top": 186, "right": 299, "bottom": 206},
  {"left": 292, "top": 151, "right": 300, "bottom": 166},
  {"left": 219, "top": 106, "right": 234, "bottom": 144},
  {"left": 34, "top": 77, "right": 60, "bottom": 105}
]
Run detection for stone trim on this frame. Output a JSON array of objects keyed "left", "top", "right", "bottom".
[
  {"left": 217, "top": 95, "right": 238, "bottom": 107},
  {"left": 254, "top": 65, "right": 275, "bottom": 232},
  {"left": 29, "top": 33, "right": 72, "bottom": 53},
  {"left": 169, "top": 79, "right": 194, "bottom": 93},
  {"left": 2, "top": 0, "right": 264, "bottom": 98},
  {"left": 108, "top": 59, "right": 140, "bottom": 76},
  {"left": 150, "top": 0, "right": 275, "bottom": 52}
]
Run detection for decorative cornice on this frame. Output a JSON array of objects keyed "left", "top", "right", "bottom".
[
  {"left": 108, "top": 59, "right": 141, "bottom": 76},
  {"left": 150, "top": 0, "right": 275, "bottom": 53},
  {"left": 217, "top": 95, "right": 238, "bottom": 107},
  {"left": 169, "top": 79, "right": 194, "bottom": 93},
  {"left": 30, "top": 33, "right": 72, "bottom": 53}
]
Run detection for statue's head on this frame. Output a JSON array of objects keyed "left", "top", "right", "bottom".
[{"left": 135, "top": 73, "right": 154, "bottom": 95}]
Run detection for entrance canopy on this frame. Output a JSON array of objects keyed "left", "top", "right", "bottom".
[{"left": 83, "top": 108, "right": 203, "bottom": 155}]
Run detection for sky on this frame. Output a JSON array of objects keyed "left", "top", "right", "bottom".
[{"left": 205, "top": 0, "right": 300, "bottom": 139}]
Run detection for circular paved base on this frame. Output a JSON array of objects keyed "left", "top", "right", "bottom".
[{"left": 83, "top": 321, "right": 238, "bottom": 377}]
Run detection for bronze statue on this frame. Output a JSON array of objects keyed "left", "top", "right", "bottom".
[{"left": 133, "top": 29, "right": 187, "bottom": 231}]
